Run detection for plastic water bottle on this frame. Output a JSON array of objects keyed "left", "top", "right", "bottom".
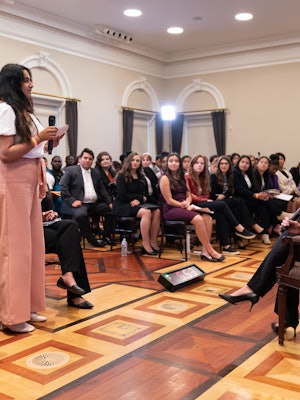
[{"left": 121, "top": 238, "right": 128, "bottom": 256}]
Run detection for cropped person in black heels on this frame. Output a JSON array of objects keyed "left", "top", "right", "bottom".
[
  {"left": 113, "top": 152, "right": 160, "bottom": 255},
  {"left": 42, "top": 194, "right": 93, "bottom": 309},
  {"left": 219, "top": 215, "right": 300, "bottom": 335}
]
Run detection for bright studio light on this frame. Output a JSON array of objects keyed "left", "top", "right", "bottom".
[{"left": 161, "top": 105, "right": 176, "bottom": 121}]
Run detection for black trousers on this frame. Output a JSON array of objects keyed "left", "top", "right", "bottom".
[
  {"left": 71, "top": 201, "right": 113, "bottom": 244},
  {"left": 196, "top": 200, "right": 240, "bottom": 246},
  {"left": 248, "top": 231, "right": 299, "bottom": 324},
  {"left": 44, "top": 219, "right": 91, "bottom": 301}
]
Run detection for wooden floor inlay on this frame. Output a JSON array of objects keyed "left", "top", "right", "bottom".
[{"left": 1, "top": 237, "right": 300, "bottom": 400}]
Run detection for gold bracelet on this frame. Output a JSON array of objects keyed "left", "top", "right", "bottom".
[{"left": 31, "top": 137, "right": 38, "bottom": 147}]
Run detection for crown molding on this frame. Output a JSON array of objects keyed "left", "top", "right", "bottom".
[{"left": 1, "top": 10, "right": 300, "bottom": 80}]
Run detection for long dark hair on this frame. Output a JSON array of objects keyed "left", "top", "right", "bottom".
[
  {"left": 0, "top": 63, "right": 34, "bottom": 143},
  {"left": 215, "top": 155, "right": 234, "bottom": 194},
  {"left": 165, "top": 152, "right": 187, "bottom": 191},
  {"left": 235, "top": 154, "right": 254, "bottom": 180}
]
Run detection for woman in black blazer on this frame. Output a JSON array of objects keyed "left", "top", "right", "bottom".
[
  {"left": 95, "top": 151, "right": 116, "bottom": 202},
  {"left": 233, "top": 155, "right": 287, "bottom": 244},
  {"left": 113, "top": 152, "right": 160, "bottom": 255}
]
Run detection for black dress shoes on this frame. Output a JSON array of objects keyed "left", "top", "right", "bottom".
[
  {"left": 67, "top": 298, "right": 94, "bottom": 309},
  {"left": 91, "top": 239, "right": 108, "bottom": 248},
  {"left": 57, "top": 277, "right": 86, "bottom": 295}
]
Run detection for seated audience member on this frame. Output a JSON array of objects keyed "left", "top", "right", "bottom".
[
  {"left": 95, "top": 151, "right": 116, "bottom": 202},
  {"left": 249, "top": 154, "right": 257, "bottom": 169},
  {"left": 233, "top": 155, "right": 290, "bottom": 244},
  {"left": 159, "top": 152, "right": 224, "bottom": 262},
  {"left": 208, "top": 154, "right": 219, "bottom": 175},
  {"left": 219, "top": 215, "right": 300, "bottom": 334},
  {"left": 156, "top": 151, "right": 169, "bottom": 179},
  {"left": 142, "top": 153, "right": 160, "bottom": 204},
  {"left": 186, "top": 154, "right": 255, "bottom": 255},
  {"left": 42, "top": 194, "right": 93, "bottom": 309},
  {"left": 210, "top": 155, "right": 264, "bottom": 248},
  {"left": 290, "top": 161, "right": 300, "bottom": 190},
  {"left": 49, "top": 155, "right": 64, "bottom": 215},
  {"left": 141, "top": 152, "right": 154, "bottom": 169},
  {"left": 113, "top": 152, "right": 160, "bottom": 255},
  {"left": 63, "top": 155, "right": 75, "bottom": 170},
  {"left": 253, "top": 156, "right": 287, "bottom": 236},
  {"left": 181, "top": 155, "right": 191, "bottom": 173},
  {"left": 112, "top": 160, "right": 121, "bottom": 172},
  {"left": 230, "top": 152, "right": 240, "bottom": 167},
  {"left": 276, "top": 152, "right": 300, "bottom": 213},
  {"left": 44, "top": 156, "right": 55, "bottom": 191},
  {"left": 152, "top": 154, "right": 161, "bottom": 175},
  {"left": 60, "top": 148, "right": 112, "bottom": 248}
]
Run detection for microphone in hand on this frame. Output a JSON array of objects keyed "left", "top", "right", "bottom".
[
  {"left": 280, "top": 208, "right": 300, "bottom": 232},
  {"left": 48, "top": 115, "right": 56, "bottom": 154}
]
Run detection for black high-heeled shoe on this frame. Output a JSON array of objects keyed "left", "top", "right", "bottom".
[
  {"left": 271, "top": 321, "right": 298, "bottom": 337},
  {"left": 219, "top": 292, "right": 259, "bottom": 311},
  {"left": 141, "top": 246, "right": 157, "bottom": 256}
]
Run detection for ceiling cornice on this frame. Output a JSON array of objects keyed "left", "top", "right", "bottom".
[{"left": 1, "top": 10, "right": 300, "bottom": 79}]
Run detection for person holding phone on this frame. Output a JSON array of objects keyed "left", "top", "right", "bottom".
[{"left": 0, "top": 63, "right": 61, "bottom": 333}]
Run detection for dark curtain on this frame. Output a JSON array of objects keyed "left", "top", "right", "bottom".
[
  {"left": 211, "top": 110, "right": 226, "bottom": 155},
  {"left": 65, "top": 101, "right": 78, "bottom": 158},
  {"left": 122, "top": 109, "right": 134, "bottom": 153},
  {"left": 171, "top": 114, "right": 184, "bottom": 154},
  {"left": 155, "top": 113, "right": 164, "bottom": 156}
]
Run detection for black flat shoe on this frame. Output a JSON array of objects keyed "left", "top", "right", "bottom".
[
  {"left": 67, "top": 298, "right": 94, "bottom": 309},
  {"left": 271, "top": 321, "right": 298, "bottom": 336},
  {"left": 141, "top": 246, "right": 157, "bottom": 256},
  {"left": 57, "top": 277, "right": 85, "bottom": 295},
  {"left": 219, "top": 292, "right": 259, "bottom": 311},
  {"left": 200, "top": 254, "right": 217, "bottom": 262}
]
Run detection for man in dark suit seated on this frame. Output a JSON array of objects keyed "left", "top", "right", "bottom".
[
  {"left": 42, "top": 195, "right": 93, "bottom": 309},
  {"left": 60, "top": 147, "right": 112, "bottom": 247}
]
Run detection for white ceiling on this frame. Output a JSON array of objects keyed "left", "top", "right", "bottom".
[{"left": 3, "top": 0, "right": 300, "bottom": 62}]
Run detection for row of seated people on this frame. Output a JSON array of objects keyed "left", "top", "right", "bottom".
[
  {"left": 56, "top": 148, "right": 294, "bottom": 260},
  {"left": 43, "top": 152, "right": 300, "bottom": 339}
]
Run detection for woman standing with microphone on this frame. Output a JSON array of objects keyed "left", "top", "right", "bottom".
[{"left": 0, "top": 63, "right": 61, "bottom": 333}]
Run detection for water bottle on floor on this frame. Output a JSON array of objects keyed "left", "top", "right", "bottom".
[{"left": 121, "top": 238, "right": 128, "bottom": 256}]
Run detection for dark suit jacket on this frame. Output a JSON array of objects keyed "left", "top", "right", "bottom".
[
  {"left": 60, "top": 165, "right": 111, "bottom": 214},
  {"left": 233, "top": 167, "right": 255, "bottom": 199}
]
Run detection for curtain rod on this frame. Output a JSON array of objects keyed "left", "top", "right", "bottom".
[
  {"left": 32, "top": 91, "right": 81, "bottom": 102},
  {"left": 178, "top": 108, "right": 228, "bottom": 114},
  {"left": 122, "top": 106, "right": 157, "bottom": 114},
  {"left": 122, "top": 106, "right": 227, "bottom": 114}
]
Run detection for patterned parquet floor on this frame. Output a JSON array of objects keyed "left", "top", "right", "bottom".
[{"left": 0, "top": 237, "right": 299, "bottom": 400}]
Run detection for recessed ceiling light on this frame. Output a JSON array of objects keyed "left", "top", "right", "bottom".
[
  {"left": 167, "top": 27, "right": 184, "bottom": 34},
  {"left": 235, "top": 12, "right": 253, "bottom": 21},
  {"left": 124, "top": 9, "right": 142, "bottom": 17}
]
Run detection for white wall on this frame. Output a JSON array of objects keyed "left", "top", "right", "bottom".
[{"left": 1, "top": 34, "right": 299, "bottom": 168}]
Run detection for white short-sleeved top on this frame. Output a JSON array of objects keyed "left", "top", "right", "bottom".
[{"left": 0, "top": 102, "right": 45, "bottom": 158}]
